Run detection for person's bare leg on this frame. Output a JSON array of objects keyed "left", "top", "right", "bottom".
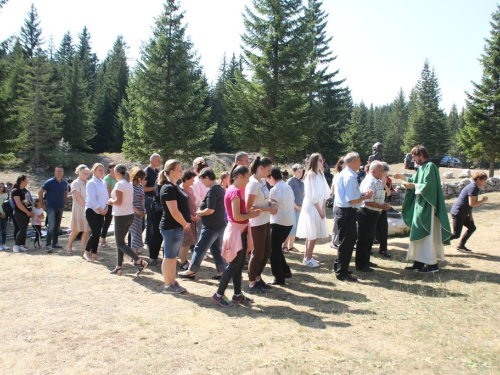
[
  {"left": 179, "top": 246, "right": 189, "bottom": 264},
  {"left": 285, "top": 235, "right": 296, "bottom": 249},
  {"left": 305, "top": 239, "right": 316, "bottom": 260},
  {"left": 162, "top": 258, "right": 177, "bottom": 286},
  {"left": 66, "top": 230, "right": 79, "bottom": 251},
  {"left": 80, "top": 231, "right": 90, "bottom": 253}
]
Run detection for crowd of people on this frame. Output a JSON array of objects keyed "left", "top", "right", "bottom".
[{"left": 0, "top": 145, "right": 489, "bottom": 306}]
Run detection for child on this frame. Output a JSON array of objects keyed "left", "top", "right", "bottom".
[{"left": 32, "top": 198, "right": 44, "bottom": 249}]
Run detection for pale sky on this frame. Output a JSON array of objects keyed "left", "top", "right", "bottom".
[{"left": 1, "top": 0, "right": 498, "bottom": 113}]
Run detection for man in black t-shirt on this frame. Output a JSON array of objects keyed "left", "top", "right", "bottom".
[
  {"left": 450, "top": 172, "right": 488, "bottom": 252},
  {"left": 144, "top": 154, "right": 161, "bottom": 246}
]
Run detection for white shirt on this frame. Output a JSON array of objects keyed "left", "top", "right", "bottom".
[
  {"left": 270, "top": 180, "right": 295, "bottom": 226},
  {"left": 360, "top": 173, "right": 385, "bottom": 211},
  {"left": 85, "top": 176, "right": 108, "bottom": 213},
  {"left": 192, "top": 176, "right": 209, "bottom": 207},
  {"left": 245, "top": 175, "right": 270, "bottom": 227},
  {"left": 111, "top": 179, "right": 134, "bottom": 216}
]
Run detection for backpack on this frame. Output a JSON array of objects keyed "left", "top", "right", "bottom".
[{"left": 2, "top": 200, "right": 13, "bottom": 217}]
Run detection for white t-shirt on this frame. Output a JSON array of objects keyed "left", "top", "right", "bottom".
[
  {"left": 270, "top": 180, "right": 295, "bottom": 226},
  {"left": 111, "top": 179, "right": 134, "bottom": 216},
  {"left": 245, "top": 175, "right": 270, "bottom": 227}
]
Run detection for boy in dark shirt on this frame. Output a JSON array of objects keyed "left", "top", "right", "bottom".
[{"left": 450, "top": 172, "right": 488, "bottom": 252}]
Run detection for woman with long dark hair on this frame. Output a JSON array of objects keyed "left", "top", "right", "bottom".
[
  {"left": 211, "top": 165, "right": 261, "bottom": 307},
  {"left": 296, "top": 153, "right": 330, "bottom": 267},
  {"left": 246, "top": 156, "right": 277, "bottom": 293},
  {"left": 11, "top": 175, "right": 33, "bottom": 253}
]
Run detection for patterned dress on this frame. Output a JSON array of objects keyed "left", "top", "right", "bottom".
[{"left": 130, "top": 183, "right": 145, "bottom": 250}]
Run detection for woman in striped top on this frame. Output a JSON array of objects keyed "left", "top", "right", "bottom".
[{"left": 129, "top": 167, "right": 147, "bottom": 257}]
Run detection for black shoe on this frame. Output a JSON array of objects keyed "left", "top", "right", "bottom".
[
  {"left": 267, "top": 278, "right": 286, "bottom": 286},
  {"left": 53, "top": 244, "right": 63, "bottom": 249},
  {"left": 256, "top": 279, "right": 272, "bottom": 289},
  {"left": 457, "top": 245, "right": 473, "bottom": 253},
  {"left": 418, "top": 264, "right": 439, "bottom": 274},
  {"left": 284, "top": 272, "right": 293, "bottom": 279},
  {"left": 211, "top": 274, "right": 222, "bottom": 280},
  {"left": 379, "top": 251, "right": 392, "bottom": 258},
  {"left": 178, "top": 271, "right": 196, "bottom": 280},
  {"left": 336, "top": 274, "right": 358, "bottom": 282},
  {"left": 247, "top": 284, "right": 267, "bottom": 293},
  {"left": 404, "top": 261, "right": 424, "bottom": 271},
  {"left": 369, "top": 262, "right": 378, "bottom": 268},
  {"left": 356, "top": 266, "right": 374, "bottom": 273}
]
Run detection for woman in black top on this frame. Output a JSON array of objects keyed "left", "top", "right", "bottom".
[
  {"left": 160, "top": 160, "right": 192, "bottom": 294},
  {"left": 179, "top": 168, "right": 227, "bottom": 280},
  {"left": 11, "top": 175, "right": 33, "bottom": 253}
]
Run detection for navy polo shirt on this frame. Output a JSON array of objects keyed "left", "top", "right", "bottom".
[
  {"left": 41, "top": 177, "right": 67, "bottom": 208},
  {"left": 144, "top": 166, "right": 159, "bottom": 198}
]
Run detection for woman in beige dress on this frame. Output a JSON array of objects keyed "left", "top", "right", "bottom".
[{"left": 66, "top": 165, "right": 90, "bottom": 255}]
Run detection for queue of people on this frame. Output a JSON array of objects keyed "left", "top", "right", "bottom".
[{"left": 0, "top": 146, "right": 490, "bottom": 306}]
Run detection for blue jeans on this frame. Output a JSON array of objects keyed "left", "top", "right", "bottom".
[
  {"left": 144, "top": 196, "right": 153, "bottom": 245},
  {"left": 188, "top": 226, "right": 226, "bottom": 273},
  {"left": 46, "top": 206, "right": 64, "bottom": 247},
  {"left": 160, "top": 228, "right": 184, "bottom": 259},
  {"left": 0, "top": 217, "right": 7, "bottom": 245}
]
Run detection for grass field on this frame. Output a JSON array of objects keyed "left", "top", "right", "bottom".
[{"left": 0, "top": 188, "right": 498, "bottom": 374}]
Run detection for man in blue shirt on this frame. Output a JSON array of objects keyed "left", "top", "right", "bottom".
[
  {"left": 333, "top": 152, "right": 373, "bottom": 282},
  {"left": 39, "top": 166, "right": 68, "bottom": 252}
]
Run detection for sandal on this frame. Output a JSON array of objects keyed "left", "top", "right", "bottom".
[
  {"left": 136, "top": 259, "right": 148, "bottom": 276},
  {"left": 178, "top": 270, "right": 196, "bottom": 280},
  {"left": 83, "top": 252, "right": 92, "bottom": 262},
  {"left": 100, "top": 243, "right": 109, "bottom": 248},
  {"left": 289, "top": 247, "right": 300, "bottom": 252},
  {"left": 179, "top": 261, "right": 190, "bottom": 270},
  {"left": 282, "top": 247, "right": 289, "bottom": 254},
  {"left": 110, "top": 267, "right": 123, "bottom": 276},
  {"left": 65, "top": 247, "right": 73, "bottom": 256}
]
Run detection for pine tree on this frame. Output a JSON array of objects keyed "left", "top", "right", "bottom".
[
  {"left": 16, "top": 51, "right": 62, "bottom": 165},
  {"left": 92, "top": 36, "right": 129, "bottom": 152},
  {"left": 403, "top": 60, "right": 448, "bottom": 157},
  {"left": 458, "top": 5, "right": 500, "bottom": 176},
  {"left": 447, "top": 104, "right": 462, "bottom": 157},
  {"left": 342, "top": 102, "right": 372, "bottom": 163},
  {"left": 0, "top": 0, "right": 8, "bottom": 10},
  {"left": 20, "top": 4, "right": 43, "bottom": 59},
  {"left": 225, "top": 0, "right": 320, "bottom": 161},
  {"left": 77, "top": 26, "right": 98, "bottom": 99},
  {"left": 384, "top": 89, "right": 408, "bottom": 163},
  {"left": 121, "top": 0, "right": 212, "bottom": 162}
]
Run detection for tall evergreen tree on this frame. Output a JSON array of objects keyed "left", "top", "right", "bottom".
[
  {"left": 77, "top": 26, "right": 98, "bottom": 99},
  {"left": 121, "top": 0, "right": 212, "bottom": 162},
  {"left": 458, "top": 5, "right": 500, "bottom": 176},
  {"left": 447, "top": 104, "right": 462, "bottom": 156},
  {"left": 342, "top": 101, "right": 373, "bottom": 163},
  {"left": 16, "top": 52, "right": 62, "bottom": 165},
  {"left": 0, "top": 0, "right": 9, "bottom": 10},
  {"left": 20, "top": 4, "right": 43, "bottom": 59},
  {"left": 403, "top": 60, "right": 448, "bottom": 157},
  {"left": 384, "top": 88, "right": 408, "bottom": 163},
  {"left": 225, "top": 0, "right": 321, "bottom": 161},
  {"left": 92, "top": 36, "right": 129, "bottom": 152}
]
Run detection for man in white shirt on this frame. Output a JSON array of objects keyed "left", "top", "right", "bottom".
[{"left": 356, "top": 161, "right": 391, "bottom": 272}]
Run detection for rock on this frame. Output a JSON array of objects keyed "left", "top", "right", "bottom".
[
  {"left": 443, "top": 171, "right": 454, "bottom": 179},
  {"left": 489, "top": 177, "right": 499, "bottom": 183},
  {"left": 458, "top": 169, "right": 471, "bottom": 178},
  {"left": 387, "top": 217, "right": 410, "bottom": 236},
  {"left": 485, "top": 184, "right": 494, "bottom": 192}
]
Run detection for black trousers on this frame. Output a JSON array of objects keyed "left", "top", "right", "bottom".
[
  {"left": 270, "top": 224, "right": 292, "bottom": 283},
  {"left": 13, "top": 212, "right": 29, "bottom": 246},
  {"left": 100, "top": 206, "right": 113, "bottom": 239},
  {"left": 375, "top": 209, "right": 388, "bottom": 253},
  {"left": 355, "top": 208, "right": 381, "bottom": 268},
  {"left": 85, "top": 208, "right": 104, "bottom": 253},
  {"left": 334, "top": 207, "right": 358, "bottom": 276},
  {"left": 217, "top": 232, "right": 247, "bottom": 296},
  {"left": 148, "top": 211, "right": 163, "bottom": 260},
  {"left": 450, "top": 214, "right": 476, "bottom": 246}
]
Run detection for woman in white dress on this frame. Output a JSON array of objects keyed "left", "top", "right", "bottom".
[{"left": 296, "top": 153, "right": 330, "bottom": 267}]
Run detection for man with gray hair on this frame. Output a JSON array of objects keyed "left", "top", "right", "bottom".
[
  {"left": 235, "top": 152, "right": 249, "bottom": 166},
  {"left": 144, "top": 153, "right": 162, "bottom": 246},
  {"left": 355, "top": 161, "right": 391, "bottom": 272},
  {"left": 333, "top": 152, "right": 374, "bottom": 281}
]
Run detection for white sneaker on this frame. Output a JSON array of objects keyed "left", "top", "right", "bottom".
[
  {"left": 20, "top": 245, "right": 28, "bottom": 252},
  {"left": 0, "top": 245, "right": 4, "bottom": 251},
  {"left": 303, "top": 258, "right": 320, "bottom": 268},
  {"left": 13, "top": 245, "right": 20, "bottom": 253}
]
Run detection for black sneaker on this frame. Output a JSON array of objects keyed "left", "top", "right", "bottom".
[
  {"left": 418, "top": 264, "right": 439, "bottom": 274},
  {"left": 404, "top": 261, "right": 424, "bottom": 271},
  {"left": 231, "top": 293, "right": 255, "bottom": 304},
  {"left": 211, "top": 294, "right": 233, "bottom": 307},
  {"left": 457, "top": 245, "right": 473, "bottom": 253},
  {"left": 336, "top": 274, "right": 358, "bottom": 282},
  {"left": 53, "top": 244, "right": 63, "bottom": 249},
  {"left": 247, "top": 284, "right": 267, "bottom": 294},
  {"left": 256, "top": 279, "right": 272, "bottom": 290}
]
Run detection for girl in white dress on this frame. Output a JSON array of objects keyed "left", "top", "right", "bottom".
[{"left": 296, "top": 153, "right": 330, "bottom": 267}]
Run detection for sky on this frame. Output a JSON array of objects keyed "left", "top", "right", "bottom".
[{"left": 1, "top": 0, "right": 499, "bottom": 113}]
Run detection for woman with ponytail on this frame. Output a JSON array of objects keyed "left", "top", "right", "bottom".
[
  {"left": 211, "top": 165, "right": 261, "bottom": 307},
  {"left": 245, "top": 156, "right": 277, "bottom": 293},
  {"left": 296, "top": 153, "right": 331, "bottom": 267},
  {"left": 108, "top": 164, "right": 148, "bottom": 276}
]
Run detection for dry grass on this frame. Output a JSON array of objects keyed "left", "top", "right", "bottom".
[{"left": 0, "top": 187, "right": 499, "bottom": 374}]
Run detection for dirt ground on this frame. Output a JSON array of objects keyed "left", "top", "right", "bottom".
[{"left": 0, "top": 182, "right": 498, "bottom": 374}]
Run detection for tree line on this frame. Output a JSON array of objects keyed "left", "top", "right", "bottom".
[{"left": 1, "top": 0, "right": 498, "bottom": 176}]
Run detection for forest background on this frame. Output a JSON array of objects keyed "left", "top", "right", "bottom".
[{"left": 0, "top": 0, "right": 499, "bottom": 176}]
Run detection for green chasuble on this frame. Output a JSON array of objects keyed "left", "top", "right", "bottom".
[{"left": 402, "top": 161, "right": 452, "bottom": 245}]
